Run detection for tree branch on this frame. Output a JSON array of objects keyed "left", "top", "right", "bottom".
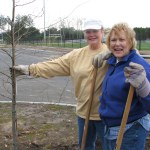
[{"left": 15, "top": 0, "right": 37, "bottom": 7}]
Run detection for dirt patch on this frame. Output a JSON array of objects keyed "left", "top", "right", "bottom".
[
  {"left": 0, "top": 103, "right": 150, "bottom": 150},
  {"left": 0, "top": 103, "right": 79, "bottom": 150}
]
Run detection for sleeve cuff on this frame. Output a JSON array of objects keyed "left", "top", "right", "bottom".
[{"left": 137, "top": 78, "right": 150, "bottom": 98}]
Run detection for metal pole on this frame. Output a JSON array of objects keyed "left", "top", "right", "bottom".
[{"left": 43, "top": 0, "right": 46, "bottom": 43}]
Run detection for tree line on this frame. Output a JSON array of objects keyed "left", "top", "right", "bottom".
[{"left": 0, "top": 14, "right": 150, "bottom": 44}]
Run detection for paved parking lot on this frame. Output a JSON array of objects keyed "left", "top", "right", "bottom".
[{"left": 0, "top": 46, "right": 76, "bottom": 105}]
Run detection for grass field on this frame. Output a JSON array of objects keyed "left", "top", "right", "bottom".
[
  {"left": 137, "top": 41, "right": 150, "bottom": 50},
  {"left": 21, "top": 40, "right": 150, "bottom": 50}
]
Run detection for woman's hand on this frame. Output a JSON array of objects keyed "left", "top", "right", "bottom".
[{"left": 124, "top": 62, "right": 150, "bottom": 97}]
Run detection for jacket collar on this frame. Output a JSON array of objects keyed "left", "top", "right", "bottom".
[{"left": 108, "top": 49, "right": 137, "bottom": 65}]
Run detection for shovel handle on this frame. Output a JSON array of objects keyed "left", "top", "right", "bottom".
[
  {"left": 81, "top": 67, "right": 97, "bottom": 150},
  {"left": 115, "top": 85, "right": 134, "bottom": 150}
]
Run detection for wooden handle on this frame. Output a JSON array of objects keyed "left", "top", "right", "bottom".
[
  {"left": 81, "top": 67, "right": 97, "bottom": 150},
  {"left": 115, "top": 85, "right": 134, "bottom": 150}
]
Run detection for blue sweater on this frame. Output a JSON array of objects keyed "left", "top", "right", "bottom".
[{"left": 99, "top": 50, "right": 150, "bottom": 127}]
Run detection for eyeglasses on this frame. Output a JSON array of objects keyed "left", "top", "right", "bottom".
[{"left": 85, "top": 29, "right": 100, "bottom": 34}]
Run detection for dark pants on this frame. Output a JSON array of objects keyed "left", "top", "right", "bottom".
[{"left": 78, "top": 116, "right": 105, "bottom": 150}]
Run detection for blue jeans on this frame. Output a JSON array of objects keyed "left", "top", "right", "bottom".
[
  {"left": 104, "top": 122, "right": 149, "bottom": 150},
  {"left": 78, "top": 116, "right": 105, "bottom": 150}
]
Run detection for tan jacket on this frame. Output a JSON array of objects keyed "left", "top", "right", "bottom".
[{"left": 29, "top": 44, "right": 109, "bottom": 120}]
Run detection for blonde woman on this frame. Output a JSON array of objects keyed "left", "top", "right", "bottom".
[{"left": 95, "top": 23, "right": 150, "bottom": 150}]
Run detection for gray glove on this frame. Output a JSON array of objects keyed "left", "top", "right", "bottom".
[
  {"left": 12, "top": 65, "right": 29, "bottom": 76},
  {"left": 124, "top": 62, "right": 150, "bottom": 97},
  {"left": 93, "top": 49, "right": 112, "bottom": 68}
]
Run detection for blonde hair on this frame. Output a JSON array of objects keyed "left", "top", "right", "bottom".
[{"left": 106, "top": 23, "right": 137, "bottom": 50}]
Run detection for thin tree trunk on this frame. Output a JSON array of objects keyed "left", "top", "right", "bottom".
[{"left": 11, "top": 0, "right": 18, "bottom": 149}]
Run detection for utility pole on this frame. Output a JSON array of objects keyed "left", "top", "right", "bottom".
[{"left": 43, "top": 0, "right": 46, "bottom": 43}]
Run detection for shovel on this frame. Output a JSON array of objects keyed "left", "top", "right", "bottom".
[
  {"left": 115, "top": 55, "right": 150, "bottom": 150},
  {"left": 81, "top": 67, "right": 98, "bottom": 150},
  {"left": 115, "top": 85, "right": 134, "bottom": 150}
]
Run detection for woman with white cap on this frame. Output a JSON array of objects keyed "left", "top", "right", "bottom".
[{"left": 13, "top": 18, "right": 110, "bottom": 150}]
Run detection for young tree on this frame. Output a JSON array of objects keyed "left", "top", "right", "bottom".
[
  {"left": 11, "top": 0, "right": 18, "bottom": 149},
  {"left": 0, "top": 0, "right": 38, "bottom": 149}
]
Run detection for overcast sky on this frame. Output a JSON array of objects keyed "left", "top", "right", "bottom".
[{"left": 0, "top": 0, "right": 150, "bottom": 30}]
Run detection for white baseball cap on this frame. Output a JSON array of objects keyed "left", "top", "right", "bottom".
[{"left": 83, "top": 18, "right": 103, "bottom": 31}]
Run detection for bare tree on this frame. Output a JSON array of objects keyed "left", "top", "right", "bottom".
[
  {"left": 11, "top": 0, "right": 18, "bottom": 149},
  {"left": 0, "top": 0, "right": 38, "bottom": 149}
]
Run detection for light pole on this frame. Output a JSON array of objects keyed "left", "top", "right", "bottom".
[{"left": 43, "top": 0, "right": 46, "bottom": 43}]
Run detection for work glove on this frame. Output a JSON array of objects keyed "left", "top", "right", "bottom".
[
  {"left": 10, "top": 65, "right": 29, "bottom": 76},
  {"left": 124, "top": 62, "right": 150, "bottom": 98},
  {"left": 93, "top": 49, "right": 112, "bottom": 68}
]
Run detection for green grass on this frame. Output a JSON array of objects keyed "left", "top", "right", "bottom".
[
  {"left": 137, "top": 41, "right": 150, "bottom": 50},
  {"left": 0, "top": 103, "right": 12, "bottom": 123},
  {"left": 30, "top": 42, "right": 87, "bottom": 49},
  {"left": 21, "top": 40, "right": 87, "bottom": 48},
  {"left": 21, "top": 40, "right": 150, "bottom": 50}
]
